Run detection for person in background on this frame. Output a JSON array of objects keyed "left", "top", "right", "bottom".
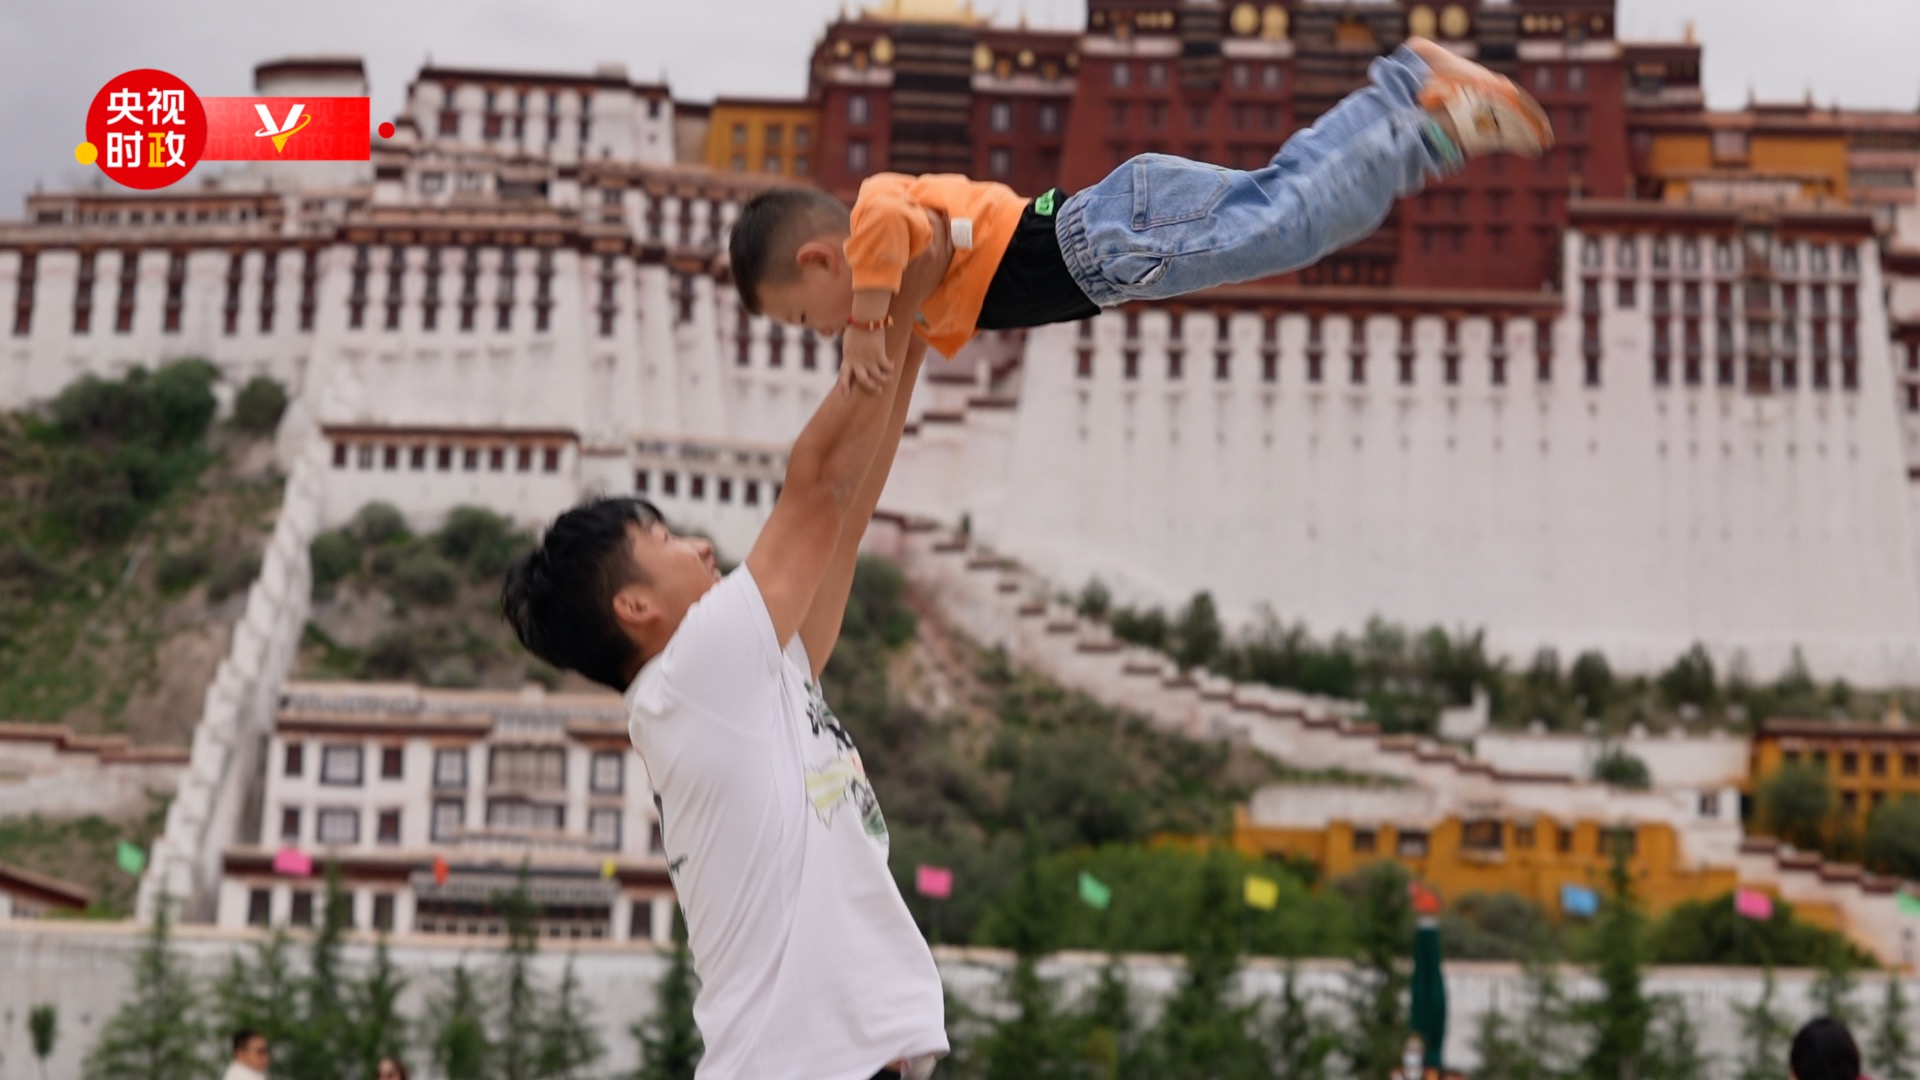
[
  {"left": 1791, "top": 1017, "right": 1864, "bottom": 1080},
  {"left": 375, "top": 1057, "right": 409, "bottom": 1080},
  {"left": 221, "top": 1030, "right": 269, "bottom": 1080}
]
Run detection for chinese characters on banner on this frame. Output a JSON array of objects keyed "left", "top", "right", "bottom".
[{"left": 84, "top": 69, "right": 207, "bottom": 190}]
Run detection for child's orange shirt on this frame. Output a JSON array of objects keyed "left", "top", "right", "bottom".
[{"left": 844, "top": 172, "right": 1028, "bottom": 358}]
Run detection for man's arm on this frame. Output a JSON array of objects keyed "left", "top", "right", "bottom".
[
  {"left": 744, "top": 236, "right": 948, "bottom": 651},
  {"left": 798, "top": 333, "right": 927, "bottom": 677}
]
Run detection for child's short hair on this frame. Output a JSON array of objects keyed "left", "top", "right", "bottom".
[
  {"left": 729, "top": 187, "right": 851, "bottom": 314},
  {"left": 500, "top": 497, "right": 664, "bottom": 691}
]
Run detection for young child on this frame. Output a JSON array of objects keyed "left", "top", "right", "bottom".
[{"left": 729, "top": 37, "right": 1552, "bottom": 393}]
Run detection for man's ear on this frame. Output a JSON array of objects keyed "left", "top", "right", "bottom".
[
  {"left": 795, "top": 238, "right": 841, "bottom": 272},
  {"left": 611, "top": 583, "right": 661, "bottom": 634}
]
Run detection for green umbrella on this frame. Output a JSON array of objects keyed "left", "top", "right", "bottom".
[{"left": 1410, "top": 915, "right": 1448, "bottom": 1071}]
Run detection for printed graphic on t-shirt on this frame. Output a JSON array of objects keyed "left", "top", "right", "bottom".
[{"left": 803, "top": 679, "right": 889, "bottom": 846}]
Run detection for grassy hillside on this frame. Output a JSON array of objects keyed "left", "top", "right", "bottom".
[{"left": 0, "top": 362, "right": 285, "bottom": 741}]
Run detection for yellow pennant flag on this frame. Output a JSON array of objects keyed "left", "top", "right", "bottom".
[
  {"left": 601, "top": 858, "right": 617, "bottom": 880},
  {"left": 1244, "top": 874, "right": 1279, "bottom": 911}
]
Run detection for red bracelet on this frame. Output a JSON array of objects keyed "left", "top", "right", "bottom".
[{"left": 846, "top": 315, "right": 892, "bottom": 333}]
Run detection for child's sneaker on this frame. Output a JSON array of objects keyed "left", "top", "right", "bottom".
[{"left": 1407, "top": 37, "right": 1554, "bottom": 159}]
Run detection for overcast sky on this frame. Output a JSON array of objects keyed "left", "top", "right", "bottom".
[{"left": 2, "top": 0, "right": 1916, "bottom": 215}]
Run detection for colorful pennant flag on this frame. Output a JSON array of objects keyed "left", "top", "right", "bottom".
[
  {"left": 432, "top": 855, "right": 450, "bottom": 886},
  {"left": 1898, "top": 891, "right": 1920, "bottom": 918},
  {"left": 1734, "top": 889, "right": 1774, "bottom": 921},
  {"left": 601, "top": 858, "right": 617, "bottom": 880},
  {"left": 1560, "top": 883, "right": 1599, "bottom": 918},
  {"left": 1409, "top": 880, "right": 1443, "bottom": 916},
  {"left": 272, "top": 846, "right": 313, "bottom": 877},
  {"left": 1078, "top": 871, "right": 1112, "bottom": 911},
  {"left": 115, "top": 840, "right": 147, "bottom": 876},
  {"left": 915, "top": 864, "right": 953, "bottom": 900},
  {"left": 1244, "top": 874, "right": 1279, "bottom": 911}
]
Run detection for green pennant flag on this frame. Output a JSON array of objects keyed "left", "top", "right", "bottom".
[
  {"left": 1078, "top": 871, "right": 1112, "bottom": 911},
  {"left": 116, "top": 840, "right": 147, "bottom": 875},
  {"left": 1899, "top": 891, "right": 1920, "bottom": 918}
]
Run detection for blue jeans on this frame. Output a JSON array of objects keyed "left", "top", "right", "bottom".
[{"left": 1056, "top": 45, "right": 1450, "bottom": 306}]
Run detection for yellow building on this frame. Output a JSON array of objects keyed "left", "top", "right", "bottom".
[
  {"left": 1750, "top": 718, "right": 1920, "bottom": 831},
  {"left": 1232, "top": 809, "right": 1741, "bottom": 919},
  {"left": 705, "top": 98, "right": 822, "bottom": 180},
  {"left": 1634, "top": 104, "right": 1854, "bottom": 205}
]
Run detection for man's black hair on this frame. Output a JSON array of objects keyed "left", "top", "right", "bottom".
[
  {"left": 232, "top": 1029, "right": 263, "bottom": 1054},
  {"left": 729, "top": 187, "right": 852, "bottom": 315},
  {"left": 501, "top": 497, "right": 665, "bottom": 691},
  {"left": 1789, "top": 1017, "right": 1860, "bottom": 1080}
]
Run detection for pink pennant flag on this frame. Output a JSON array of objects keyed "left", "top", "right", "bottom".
[
  {"left": 1734, "top": 888, "right": 1774, "bottom": 921},
  {"left": 272, "top": 846, "right": 313, "bottom": 877},
  {"left": 916, "top": 864, "right": 953, "bottom": 900}
]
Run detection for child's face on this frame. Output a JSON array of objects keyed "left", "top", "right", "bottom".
[{"left": 756, "top": 239, "right": 855, "bottom": 336}]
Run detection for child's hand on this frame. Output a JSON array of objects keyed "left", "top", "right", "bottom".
[{"left": 839, "top": 327, "right": 892, "bottom": 396}]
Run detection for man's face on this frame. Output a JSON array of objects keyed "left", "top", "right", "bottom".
[
  {"left": 623, "top": 519, "right": 721, "bottom": 644},
  {"left": 237, "top": 1036, "right": 269, "bottom": 1072},
  {"left": 755, "top": 243, "right": 855, "bottom": 336}
]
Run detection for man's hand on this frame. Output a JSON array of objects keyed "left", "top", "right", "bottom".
[{"left": 839, "top": 326, "right": 891, "bottom": 397}]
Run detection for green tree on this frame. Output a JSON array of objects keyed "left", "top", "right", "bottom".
[
  {"left": 632, "top": 917, "right": 702, "bottom": 1080},
  {"left": 84, "top": 897, "right": 210, "bottom": 1080},
  {"left": 979, "top": 837, "right": 1081, "bottom": 1080},
  {"left": 309, "top": 529, "right": 361, "bottom": 592},
  {"left": 1758, "top": 762, "right": 1833, "bottom": 851},
  {"left": 231, "top": 375, "right": 289, "bottom": 434},
  {"left": 1659, "top": 644, "right": 1717, "bottom": 710},
  {"left": 1339, "top": 861, "right": 1412, "bottom": 1080},
  {"left": 1570, "top": 651, "right": 1615, "bottom": 715},
  {"left": 1268, "top": 961, "right": 1335, "bottom": 1080},
  {"left": 351, "top": 502, "right": 412, "bottom": 546},
  {"left": 1173, "top": 592, "right": 1224, "bottom": 672},
  {"left": 1079, "top": 955, "right": 1137, "bottom": 1079},
  {"left": 1649, "top": 891, "right": 1869, "bottom": 968},
  {"left": 430, "top": 964, "right": 493, "bottom": 1080},
  {"left": 209, "top": 932, "right": 302, "bottom": 1054},
  {"left": 1645, "top": 998, "right": 1713, "bottom": 1080},
  {"left": 494, "top": 872, "right": 545, "bottom": 1080},
  {"left": 349, "top": 937, "right": 410, "bottom": 1080},
  {"left": 436, "top": 506, "right": 523, "bottom": 577},
  {"left": 537, "top": 959, "right": 605, "bottom": 1079},
  {"left": 1441, "top": 892, "right": 1559, "bottom": 960},
  {"left": 1592, "top": 747, "right": 1652, "bottom": 790},
  {"left": 1865, "top": 796, "right": 1920, "bottom": 878},
  {"left": 1579, "top": 847, "right": 1653, "bottom": 1080},
  {"left": 1077, "top": 578, "right": 1112, "bottom": 620},
  {"left": 1733, "top": 967, "right": 1791, "bottom": 1080},
  {"left": 1136, "top": 853, "right": 1268, "bottom": 1079},
  {"left": 29, "top": 1003, "right": 57, "bottom": 1080},
  {"left": 282, "top": 871, "right": 356, "bottom": 1080},
  {"left": 1811, "top": 936, "right": 1863, "bottom": 1027},
  {"left": 1479, "top": 958, "right": 1580, "bottom": 1080},
  {"left": 1870, "top": 977, "right": 1916, "bottom": 1080}
]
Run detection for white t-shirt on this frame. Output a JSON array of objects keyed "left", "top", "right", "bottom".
[{"left": 625, "top": 567, "right": 948, "bottom": 1080}]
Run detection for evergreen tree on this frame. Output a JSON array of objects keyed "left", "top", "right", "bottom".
[
  {"left": 1810, "top": 936, "right": 1862, "bottom": 1027},
  {"left": 84, "top": 896, "right": 211, "bottom": 1080},
  {"left": 1732, "top": 966, "right": 1791, "bottom": 1080},
  {"left": 29, "top": 1004, "right": 57, "bottom": 1080},
  {"left": 1268, "top": 961, "right": 1335, "bottom": 1080},
  {"left": 1079, "top": 954, "right": 1136, "bottom": 1080},
  {"left": 285, "top": 869, "right": 356, "bottom": 1080},
  {"left": 494, "top": 873, "right": 545, "bottom": 1080},
  {"left": 209, "top": 932, "right": 302, "bottom": 1053},
  {"left": 1476, "top": 958, "right": 1578, "bottom": 1080},
  {"left": 632, "top": 915, "right": 702, "bottom": 1080},
  {"left": 1644, "top": 997, "right": 1712, "bottom": 1080},
  {"left": 1579, "top": 847, "right": 1653, "bottom": 1080},
  {"left": 1871, "top": 977, "right": 1916, "bottom": 1080},
  {"left": 431, "top": 964, "right": 494, "bottom": 1080},
  {"left": 1340, "top": 862, "right": 1412, "bottom": 1080},
  {"left": 348, "top": 937, "right": 410, "bottom": 1080},
  {"left": 979, "top": 838, "right": 1081, "bottom": 1080},
  {"left": 1138, "top": 853, "right": 1268, "bottom": 1079},
  {"left": 536, "top": 958, "right": 605, "bottom": 1079}
]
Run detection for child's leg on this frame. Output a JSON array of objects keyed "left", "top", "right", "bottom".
[{"left": 1054, "top": 44, "right": 1530, "bottom": 305}]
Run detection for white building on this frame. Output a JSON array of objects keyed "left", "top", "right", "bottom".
[{"left": 214, "top": 680, "right": 674, "bottom": 942}]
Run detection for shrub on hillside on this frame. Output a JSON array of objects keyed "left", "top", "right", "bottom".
[
  {"left": 207, "top": 553, "right": 261, "bottom": 603},
  {"left": 309, "top": 530, "right": 360, "bottom": 591},
  {"left": 435, "top": 506, "right": 522, "bottom": 578},
  {"left": 155, "top": 547, "right": 213, "bottom": 593},
  {"left": 230, "top": 376, "right": 288, "bottom": 434},
  {"left": 388, "top": 548, "right": 460, "bottom": 607},
  {"left": 349, "top": 502, "right": 410, "bottom": 546}
]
